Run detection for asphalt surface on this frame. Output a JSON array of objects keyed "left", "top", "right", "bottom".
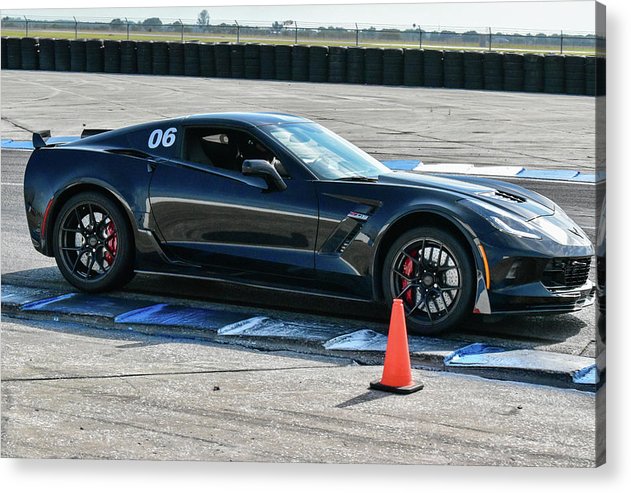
[
  {"left": 1, "top": 316, "right": 599, "bottom": 465},
  {"left": 1, "top": 70, "right": 596, "bottom": 170}
]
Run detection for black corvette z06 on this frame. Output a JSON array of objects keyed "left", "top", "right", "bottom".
[{"left": 24, "top": 113, "right": 594, "bottom": 334}]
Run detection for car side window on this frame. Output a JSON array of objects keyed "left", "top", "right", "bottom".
[{"left": 183, "top": 127, "right": 288, "bottom": 177}]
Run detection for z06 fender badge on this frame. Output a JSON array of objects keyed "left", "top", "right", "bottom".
[{"left": 347, "top": 211, "right": 370, "bottom": 221}]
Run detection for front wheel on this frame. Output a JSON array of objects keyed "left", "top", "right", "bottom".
[
  {"left": 52, "top": 191, "right": 135, "bottom": 292},
  {"left": 382, "top": 226, "right": 475, "bottom": 335}
]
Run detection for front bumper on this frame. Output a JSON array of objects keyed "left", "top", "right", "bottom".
[
  {"left": 488, "top": 279, "right": 595, "bottom": 314},
  {"left": 476, "top": 223, "right": 595, "bottom": 315}
]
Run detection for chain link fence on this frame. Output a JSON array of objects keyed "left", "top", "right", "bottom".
[{"left": 1, "top": 17, "right": 600, "bottom": 55}]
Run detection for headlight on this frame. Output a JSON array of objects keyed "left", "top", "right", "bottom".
[
  {"left": 487, "top": 215, "right": 541, "bottom": 240},
  {"left": 460, "top": 198, "right": 541, "bottom": 240}
]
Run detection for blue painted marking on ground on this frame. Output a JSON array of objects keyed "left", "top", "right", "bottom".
[
  {"left": 114, "top": 303, "right": 168, "bottom": 323},
  {"left": 381, "top": 159, "right": 422, "bottom": 171},
  {"left": 516, "top": 168, "right": 580, "bottom": 181},
  {"left": 1, "top": 136, "right": 79, "bottom": 150},
  {"left": 323, "top": 329, "right": 388, "bottom": 351},
  {"left": 21, "top": 293, "right": 153, "bottom": 317},
  {"left": 114, "top": 303, "right": 249, "bottom": 331},
  {"left": 443, "top": 343, "right": 506, "bottom": 366},
  {"left": 1, "top": 139, "right": 35, "bottom": 150},
  {"left": 218, "top": 316, "right": 349, "bottom": 341},
  {"left": 20, "top": 293, "right": 77, "bottom": 311},
  {"left": 572, "top": 364, "right": 598, "bottom": 385}
]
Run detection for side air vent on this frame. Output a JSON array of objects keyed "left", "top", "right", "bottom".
[{"left": 336, "top": 223, "right": 363, "bottom": 254}]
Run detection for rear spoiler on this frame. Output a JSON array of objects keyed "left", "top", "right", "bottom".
[
  {"left": 81, "top": 128, "right": 111, "bottom": 138},
  {"left": 32, "top": 130, "right": 51, "bottom": 149},
  {"left": 32, "top": 128, "right": 112, "bottom": 149}
]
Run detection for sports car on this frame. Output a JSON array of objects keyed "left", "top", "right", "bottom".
[{"left": 24, "top": 112, "right": 594, "bottom": 334}]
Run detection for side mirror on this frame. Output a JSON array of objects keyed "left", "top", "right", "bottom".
[{"left": 242, "top": 159, "right": 287, "bottom": 191}]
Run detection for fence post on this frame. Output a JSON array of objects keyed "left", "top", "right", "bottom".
[
  {"left": 488, "top": 27, "right": 492, "bottom": 51},
  {"left": 295, "top": 21, "right": 298, "bottom": 44},
  {"left": 560, "top": 30, "right": 564, "bottom": 54},
  {"left": 125, "top": 17, "right": 130, "bottom": 41},
  {"left": 73, "top": 16, "right": 78, "bottom": 39},
  {"left": 235, "top": 20, "right": 240, "bottom": 43},
  {"left": 24, "top": 16, "right": 29, "bottom": 37},
  {"left": 355, "top": 23, "right": 359, "bottom": 46},
  {"left": 180, "top": 19, "right": 184, "bottom": 42},
  {"left": 419, "top": 27, "right": 423, "bottom": 48}
]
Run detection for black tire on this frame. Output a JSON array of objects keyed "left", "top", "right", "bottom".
[
  {"left": 382, "top": 226, "right": 475, "bottom": 335},
  {"left": 52, "top": 192, "right": 135, "bottom": 292}
]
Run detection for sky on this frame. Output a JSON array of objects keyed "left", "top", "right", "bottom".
[{"left": 0, "top": 0, "right": 597, "bottom": 34}]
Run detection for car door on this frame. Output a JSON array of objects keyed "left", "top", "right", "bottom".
[{"left": 148, "top": 125, "right": 319, "bottom": 281}]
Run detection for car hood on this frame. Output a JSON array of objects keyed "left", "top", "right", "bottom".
[{"left": 378, "top": 171, "right": 556, "bottom": 220}]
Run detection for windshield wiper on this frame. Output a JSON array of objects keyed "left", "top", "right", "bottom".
[{"left": 334, "top": 176, "right": 378, "bottom": 182}]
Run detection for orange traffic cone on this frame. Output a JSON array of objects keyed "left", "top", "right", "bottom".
[{"left": 369, "top": 299, "right": 424, "bottom": 394}]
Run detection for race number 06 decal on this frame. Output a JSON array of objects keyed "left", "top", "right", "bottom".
[{"left": 148, "top": 127, "right": 177, "bottom": 149}]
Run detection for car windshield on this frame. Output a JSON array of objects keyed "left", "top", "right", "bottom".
[{"left": 262, "top": 122, "right": 392, "bottom": 180}]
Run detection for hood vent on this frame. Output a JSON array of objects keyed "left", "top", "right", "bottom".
[{"left": 494, "top": 190, "right": 526, "bottom": 203}]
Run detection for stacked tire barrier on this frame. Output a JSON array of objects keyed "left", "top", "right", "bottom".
[
  {"left": 137, "top": 41, "right": 153, "bottom": 74},
  {"left": 259, "top": 44, "right": 275, "bottom": 79},
  {"left": 39, "top": 38, "right": 56, "bottom": 71},
  {"left": 503, "top": 53, "right": 524, "bottom": 92},
  {"left": 85, "top": 39, "right": 104, "bottom": 72},
  {"left": 120, "top": 41, "right": 137, "bottom": 74},
  {"left": 309, "top": 46, "right": 328, "bottom": 83},
  {"left": 1, "top": 37, "right": 604, "bottom": 96},
  {"left": 383, "top": 49, "right": 403, "bottom": 85},
  {"left": 5, "top": 37, "right": 21, "bottom": 69},
  {"left": 152, "top": 41, "right": 169, "bottom": 75},
  {"left": 20, "top": 37, "right": 38, "bottom": 70},
  {"left": 403, "top": 49, "right": 423, "bottom": 86},
  {"left": 54, "top": 39, "right": 71, "bottom": 71},
  {"left": 483, "top": 52, "right": 503, "bottom": 91},
  {"left": 199, "top": 43, "right": 216, "bottom": 77},
  {"left": 443, "top": 50, "right": 464, "bottom": 89},
  {"left": 423, "top": 50, "right": 444, "bottom": 87},
  {"left": 244, "top": 44, "right": 261, "bottom": 79},
  {"left": 291, "top": 45, "right": 309, "bottom": 81},
  {"left": 364, "top": 48, "right": 383, "bottom": 85},
  {"left": 274, "top": 45, "right": 292, "bottom": 80},
  {"left": 1, "top": 37, "right": 7, "bottom": 69},
  {"left": 168, "top": 42, "right": 184, "bottom": 76},
  {"left": 183, "top": 42, "right": 200, "bottom": 77},
  {"left": 564, "top": 56, "right": 586, "bottom": 95},
  {"left": 346, "top": 47, "right": 365, "bottom": 84},
  {"left": 463, "top": 51, "right": 483, "bottom": 89},
  {"left": 229, "top": 44, "right": 245, "bottom": 79},
  {"left": 70, "top": 39, "right": 87, "bottom": 72},
  {"left": 214, "top": 44, "right": 231, "bottom": 78},
  {"left": 523, "top": 54, "right": 544, "bottom": 93},
  {"left": 328, "top": 46, "right": 346, "bottom": 83},
  {"left": 104, "top": 40, "right": 121, "bottom": 73},
  {"left": 543, "top": 55, "right": 565, "bottom": 94}
]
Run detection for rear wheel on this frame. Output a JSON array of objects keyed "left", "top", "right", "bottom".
[
  {"left": 52, "top": 191, "right": 135, "bottom": 292},
  {"left": 382, "top": 226, "right": 475, "bottom": 335}
]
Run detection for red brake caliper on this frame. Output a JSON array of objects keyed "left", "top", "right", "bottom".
[
  {"left": 401, "top": 249, "right": 417, "bottom": 304},
  {"left": 104, "top": 221, "right": 117, "bottom": 265}
]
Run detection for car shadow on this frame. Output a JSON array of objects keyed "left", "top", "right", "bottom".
[{"left": 2, "top": 267, "right": 591, "bottom": 350}]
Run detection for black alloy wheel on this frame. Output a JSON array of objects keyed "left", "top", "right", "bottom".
[
  {"left": 383, "top": 226, "right": 475, "bottom": 335},
  {"left": 53, "top": 192, "right": 134, "bottom": 292}
]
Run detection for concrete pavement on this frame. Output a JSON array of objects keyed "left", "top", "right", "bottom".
[{"left": 1, "top": 316, "right": 600, "bottom": 466}]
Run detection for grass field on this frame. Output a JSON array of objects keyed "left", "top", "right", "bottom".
[{"left": 0, "top": 28, "right": 597, "bottom": 55}]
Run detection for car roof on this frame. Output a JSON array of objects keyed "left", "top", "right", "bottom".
[{"left": 182, "top": 112, "right": 312, "bottom": 127}]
